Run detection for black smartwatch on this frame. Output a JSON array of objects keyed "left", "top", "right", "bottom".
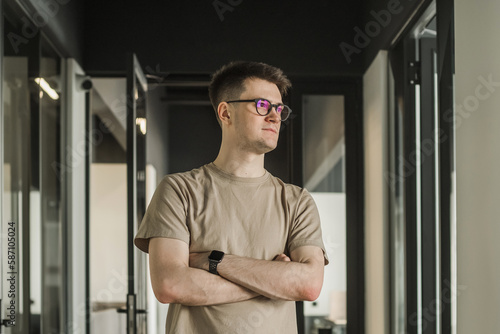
[{"left": 208, "top": 250, "right": 225, "bottom": 275}]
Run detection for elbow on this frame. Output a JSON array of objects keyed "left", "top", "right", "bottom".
[
  {"left": 154, "top": 288, "right": 175, "bottom": 304},
  {"left": 300, "top": 264, "right": 324, "bottom": 301},
  {"left": 153, "top": 282, "right": 180, "bottom": 304},
  {"left": 301, "top": 285, "right": 322, "bottom": 302},
  {"left": 155, "top": 294, "right": 172, "bottom": 305},
  {"left": 299, "top": 276, "right": 323, "bottom": 301},
  {"left": 153, "top": 279, "right": 201, "bottom": 305}
]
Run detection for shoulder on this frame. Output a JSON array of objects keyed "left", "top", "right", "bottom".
[
  {"left": 267, "top": 174, "right": 313, "bottom": 202},
  {"left": 154, "top": 165, "right": 212, "bottom": 197},
  {"left": 159, "top": 165, "right": 210, "bottom": 186}
]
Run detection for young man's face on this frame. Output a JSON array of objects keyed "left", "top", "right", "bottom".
[{"left": 229, "top": 78, "right": 282, "bottom": 155}]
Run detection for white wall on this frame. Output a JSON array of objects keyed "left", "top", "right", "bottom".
[
  {"left": 90, "top": 163, "right": 128, "bottom": 304},
  {"left": 455, "top": 1, "right": 500, "bottom": 333},
  {"left": 305, "top": 193, "right": 346, "bottom": 320},
  {"left": 363, "top": 50, "right": 390, "bottom": 334},
  {"left": 90, "top": 163, "right": 128, "bottom": 334}
]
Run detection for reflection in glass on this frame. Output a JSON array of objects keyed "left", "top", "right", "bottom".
[
  {"left": 302, "top": 95, "right": 346, "bottom": 334},
  {"left": 2, "top": 16, "right": 65, "bottom": 334},
  {"left": 135, "top": 78, "right": 148, "bottom": 334},
  {"left": 2, "top": 38, "right": 30, "bottom": 334},
  {"left": 388, "top": 68, "right": 406, "bottom": 333},
  {"left": 39, "top": 38, "right": 64, "bottom": 333}
]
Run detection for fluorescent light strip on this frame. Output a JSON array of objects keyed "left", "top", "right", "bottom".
[
  {"left": 136, "top": 117, "right": 147, "bottom": 135},
  {"left": 35, "top": 78, "right": 59, "bottom": 100}
]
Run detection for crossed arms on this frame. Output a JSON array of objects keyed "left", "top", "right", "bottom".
[{"left": 148, "top": 237, "right": 325, "bottom": 306}]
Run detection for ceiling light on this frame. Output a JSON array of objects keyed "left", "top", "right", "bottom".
[
  {"left": 136, "top": 117, "right": 147, "bottom": 135},
  {"left": 35, "top": 78, "right": 59, "bottom": 100}
]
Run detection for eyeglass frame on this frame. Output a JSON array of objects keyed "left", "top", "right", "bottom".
[{"left": 225, "top": 98, "right": 292, "bottom": 121}]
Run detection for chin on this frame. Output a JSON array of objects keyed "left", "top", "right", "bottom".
[
  {"left": 261, "top": 144, "right": 278, "bottom": 154},
  {"left": 244, "top": 139, "right": 278, "bottom": 154}
]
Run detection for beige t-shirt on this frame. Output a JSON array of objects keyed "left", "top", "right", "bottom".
[{"left": 135, "top": 163, "right": 328, "bottom": 334}]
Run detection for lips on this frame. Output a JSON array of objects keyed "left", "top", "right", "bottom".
[{"left": 263, "top": 128, "right": 277, "bottom": 134}]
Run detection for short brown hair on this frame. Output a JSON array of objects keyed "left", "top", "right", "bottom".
[{"left": 208, "top": 61, "right": 292, "bottom": 127}]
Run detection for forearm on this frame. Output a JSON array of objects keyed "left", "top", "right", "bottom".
[
  {"left": 149, "top": 238, "right": 260, "bottom": 307},
  {"left": 216, "top": 254, "right": 322, "bottom": 301},
  {"left": 156, "top": 265, "right": 259, "bottom": 306}
]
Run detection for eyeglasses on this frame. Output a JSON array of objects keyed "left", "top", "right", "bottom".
[{"left": 226, "top": 98, "right": 292, "bottom": 121}]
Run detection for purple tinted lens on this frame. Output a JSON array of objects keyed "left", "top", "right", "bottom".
[
  {"left": 256, "top": 99, "right": 270, "bottom": 109},
  {"left": 256, "top": 99, "right": 271, "bottom": 115}
]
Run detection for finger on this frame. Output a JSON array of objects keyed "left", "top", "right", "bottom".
[
  {"left": 273, "top": 254, "right": 291, "bottom": 262},
  {"left": 273, "top": 254, "right": 284, "bottom": 261}
]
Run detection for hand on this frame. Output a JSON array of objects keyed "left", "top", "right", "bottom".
[
  {"left": 273, "top": 253, "right": 291, "bottom": 262},
  {"left": 189, "top": 251, "right": 211, "bottom": 271}
]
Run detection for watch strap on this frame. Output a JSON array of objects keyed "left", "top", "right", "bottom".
[
  {"left": 208, "top": 250, "right": 224, "bottom": 275},
  {"left": 209, "top": 259, "right": 219, "bottom": 275}
]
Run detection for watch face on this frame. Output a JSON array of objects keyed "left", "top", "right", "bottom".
[{"left": 209, "top": 250, "right": 224, "bottom": 262}]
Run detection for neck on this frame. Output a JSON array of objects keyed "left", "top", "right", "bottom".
[{"left": 213, "top": 142, "right": 266, "bottom": 178}]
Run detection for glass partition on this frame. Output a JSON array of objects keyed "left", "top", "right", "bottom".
[
  {"left": 388, "top": 2, "right": 449, "bottom": 333},
  {"left": 2, "top": 16, "right": 31, "bottom": 334},
  {"left": 39, "top": 37, "right": 64, "bottom": 333},
  {"left": 88, "top": 54, "right": 149, "bottom": 333},
  {"left": 2, "top": 10, "right": 66, "bottom": 333}
]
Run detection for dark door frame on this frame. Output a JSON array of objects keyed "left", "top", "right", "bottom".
[{"left": 288, "top": 77, "right": 365, "bottom": 334}]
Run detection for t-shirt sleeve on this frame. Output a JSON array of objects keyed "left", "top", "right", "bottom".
[
  {"left": 287, "top": 189, "right": 329, "bottom": 265},
  {"left": 134, "top": 175, "right": 190, "bottom": 253}
]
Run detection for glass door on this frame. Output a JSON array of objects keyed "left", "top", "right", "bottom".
[
  {"left": 388, "top": 3, "right": 448, "bottom": 333},
  {"left": 1, "top": 7, "right": 67, "bottom": 333},
  {"left": 1, "top": 15, "right": 34, "bottom": 334},
  {"left": 88, "top": 54, "right": 149, "bottom": 334}
]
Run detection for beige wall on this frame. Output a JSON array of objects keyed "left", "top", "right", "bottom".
[
  {"left": 90, "top": 163, "right": 128, "bottom": 304},
  {"left": 363, "top": 50, "right": 390, "bottom": 334},
  {"left": 455, "top": 1, "right": 500, "bottom": 333}
]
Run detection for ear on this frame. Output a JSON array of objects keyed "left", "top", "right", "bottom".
[{"left": 217, "top": 102, "right": 232, "bottom": 125}]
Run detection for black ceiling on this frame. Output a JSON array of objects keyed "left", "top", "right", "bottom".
[
  {"left": 83, "top": 0, "right": 366, "bottom": 77},
  {"left": 12, "top": 0, "right": 425, "bottom": 78}
]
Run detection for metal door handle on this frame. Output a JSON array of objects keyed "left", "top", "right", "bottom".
[{"left": 116, "top": 307, "right": 147, "bottom": 314}]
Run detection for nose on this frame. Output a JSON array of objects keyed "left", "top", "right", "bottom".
[{"left": 266, "top": 106, "right": 280, "bottom": 122}]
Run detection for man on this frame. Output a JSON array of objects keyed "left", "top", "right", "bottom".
[{"left": 134, "top": 61, "right": 328, "bottom": 333}]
